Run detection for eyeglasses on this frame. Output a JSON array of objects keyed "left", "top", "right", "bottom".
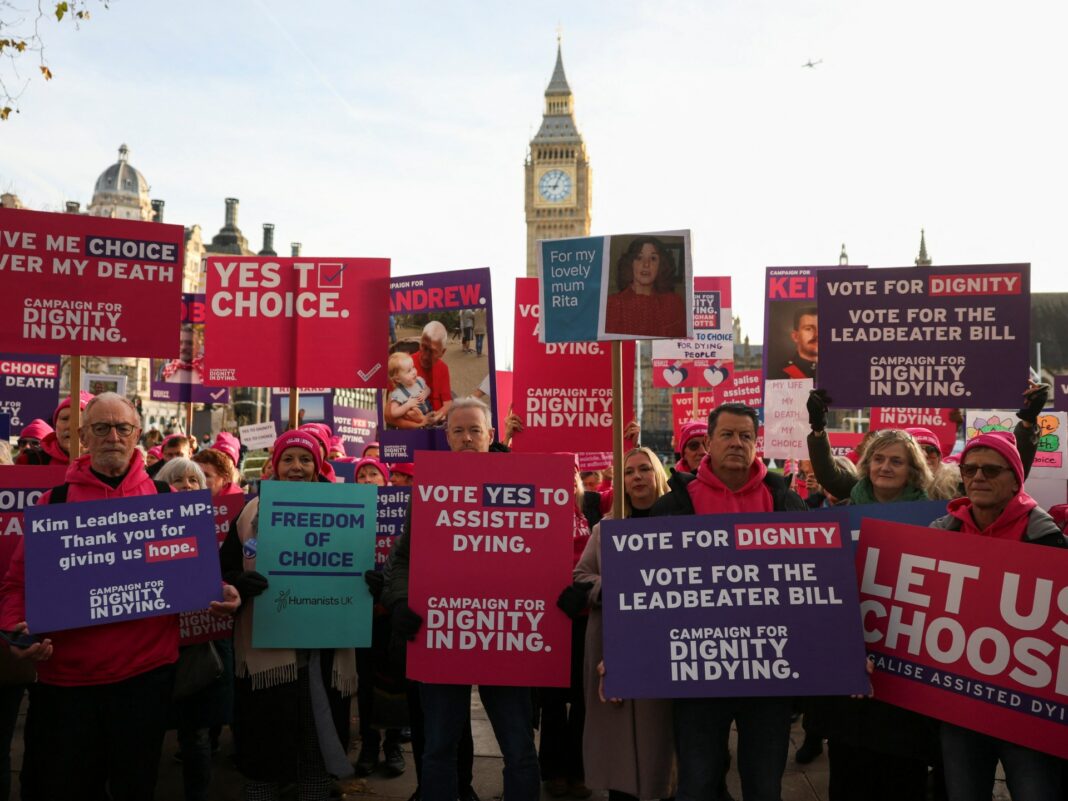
[
  {"left": 87, "top": 422, "right": 138, "bottom": 438},
  {"left": 923, "top": 446, "right": 942, "bottom": 457},
  {"left": 684, "top": 440, "right": 705, "bottom": 451},
  {"left": 960, "top": 463, "right": 1011, "bottom": 480}
]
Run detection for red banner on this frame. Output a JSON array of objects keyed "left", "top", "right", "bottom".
[
  {"left": 0, "top": 466, "right": 68, "bottom": 575},
  {"left": 511, "top": 278, "right": 634, "bottom": 454},
  {"left": 858, "top": 519, "right": 1068, "bottom": 759},
  {"left": 407, "top": 451, "right": 574, "bottom": 686},
  {"left": 0, "top": 208, "right": 185, "bottom": 357},
  {"left": 203, "top": 256, "right": 390, "bottom": 387},
  {"left": 870, "top": 407, "right": 957, "bottom": 456}
]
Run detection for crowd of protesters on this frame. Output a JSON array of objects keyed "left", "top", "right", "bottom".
[{"left": 0, "top": 382, "right": 1066, "bottom": 801}]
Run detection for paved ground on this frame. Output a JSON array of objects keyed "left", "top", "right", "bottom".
[{"left": 9, "top": 692, "right": 1012, "bottom": 799}]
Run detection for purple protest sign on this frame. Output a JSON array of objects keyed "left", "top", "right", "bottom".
[
  {"left": 600, "top": 508, "right": 868, "bottom": 698},
  {"left": 380, "top": 268, "right": 497, "bottom": 463},
  {"left": 375, "top": 486, "right": 409, "bottom": 567},
  {"left": 150, "top": 295, "right": 231, "bottom": 405},
  {"left": 23, "top": 490, "right": 222, "bottom": 632},
  {"left": 333, "top": 404, "right": 378, "bottom": 456},
  {"left": 817, "top": 264, "right": 1030, "bottom": 408},
  {"left": 1055, "top": 375, "right": 1068, "bottom": 413},
  {"left": 0, "top": 353, "right": 61, "bottom": 434}
]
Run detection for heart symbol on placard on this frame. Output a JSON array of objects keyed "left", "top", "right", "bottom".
[
  {"left": 704, "top": 366, "right": 728, "bottom": 387},
  {"left": 663, "top": 366, "right": 688, "bottom": 387}
]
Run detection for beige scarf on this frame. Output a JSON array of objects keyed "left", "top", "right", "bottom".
[{"left": 233, "top": 496, "right": 358, "bottom": 695}]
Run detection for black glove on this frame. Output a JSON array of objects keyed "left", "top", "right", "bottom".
[
  {"left": 231, "top": 570, "right": 268, "bottom": 601},
  {"left": 807, "top": 389, "right": 832, "bottom": 432},
  {"left": 1017, "top": 383, "right": 1050, "bottom": 424},
  {"left": 556, "top": 581, "right": 594, "bottom": 619},
  {"left": 392, "top": 602, "right": 423, "bottom": 641},
  {"left": 364, "top": 570, "right": 384, "bottom": 601}
]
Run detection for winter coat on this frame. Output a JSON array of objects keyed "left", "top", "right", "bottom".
[{"left": 574, "top": 519, "right": 676, "bottom": 798}]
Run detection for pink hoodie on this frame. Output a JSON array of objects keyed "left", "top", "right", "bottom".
[
  {"left": 687, "top": 455, "right": 774, "bottom": 515},
  {"left": 946, "top": 491, "right": 1036, "bottom": 541}
]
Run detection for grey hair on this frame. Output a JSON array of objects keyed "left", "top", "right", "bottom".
[
  {"left": 445, "top": 397, "right": 493, "bottom": 429},
  {"left": 82, "top": 392, "right": 142, "bottom": 429},
  {"left": 422, "top": 320, "right": 448, "bottom": 347},
  {"left": 156, "top": 458, "right": 207, "bottom": 489}
]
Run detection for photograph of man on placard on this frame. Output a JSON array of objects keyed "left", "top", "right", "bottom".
[
  {"left": 602, "top": 233, "right": 688, "bottom": 339},
  {"left": 767, "top": 301, "right": 818, "bottom": 381},
  {"left": 155, "top": 323, "right": 205, "bottom": 385}
]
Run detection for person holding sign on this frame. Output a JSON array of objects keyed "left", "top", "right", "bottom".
[
  {"left": 604, "top": 237, "right": 686, "bottom": 338},
  {"left": 225, "top": 430, "right": 356, "bottom": 800},
  {"left": 0, "top": 393, "right": 239, "bottom": 801},
  {"left": 382, "top": 398, "right": 540, "bottom": 801},
  {"left": 649, "top": 402, "right": 806, "bottom": 801},
  {"left": 929, "top": 432, "right": 1066, "bottom": 800},
  {"left": 568, "top": 446, "right": 677, "bottom": 801}
]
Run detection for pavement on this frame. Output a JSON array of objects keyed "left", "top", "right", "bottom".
[{"left": 9, "top": 691, "right": 1012, "bottom": 800}]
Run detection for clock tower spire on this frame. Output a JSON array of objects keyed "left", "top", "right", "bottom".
[{"left": 525, "top": 40, "right": 591, "bottom": 277}]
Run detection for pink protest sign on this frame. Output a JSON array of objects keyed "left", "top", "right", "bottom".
[
  {"left": 717, "top": 369, "right": 762, "bottom": 407},
  {"left": 511, "top": 278, "right": 634, "bottom": 454},
  {"left": 827, "top": 431, "right": 864, "bottom": 458},
  {"left": 406, "top": 451, "right": 575, "bottom": 686},
  {"left": 871, "top": 407, "right": 957, "bottom": 456},
  {"left": 203, "top": 256, "right": 390, "bottom": 387},
  {"left": 671, "top": 391, "right": 718, "bottom": 443},
  {"left": 858, "top": 518, "right": 1068, "bottom": 759},
  {"left": 651, "top": 277, "right": 733, "bottom": 388},
  {"left": 0, "top": 207, "right": 185, "bottom": 357}
]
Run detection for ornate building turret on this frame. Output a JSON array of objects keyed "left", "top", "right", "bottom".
[
  {"left": 525, "top": 40, "right": 592, "bottom": 277},
  {"left": 88, "top": 144, "right": 153, "bottom": 221}
]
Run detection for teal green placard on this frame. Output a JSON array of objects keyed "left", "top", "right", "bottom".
[{"left": 252, "top": 481, "right": 375, "bottom": 648}]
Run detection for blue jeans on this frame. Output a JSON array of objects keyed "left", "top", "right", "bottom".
[
  {"left": 941, "top": 722, "right": 1062, "bottom": 801},
  {"left": 475, "top": 334, "right": 485, "bottom": 355},
  {"left": 421, "top": 683, "right": 538, "bottom": 801},
  {"left": 673, "top": 696, "right": 791, "bottom": 801}
]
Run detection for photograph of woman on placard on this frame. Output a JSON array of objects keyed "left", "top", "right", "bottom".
[{"left": 603, "top": 234, "right": 687, "bottom": 339}]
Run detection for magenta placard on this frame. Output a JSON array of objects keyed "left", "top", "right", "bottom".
[
  {"left": 511, "top": 278, "right": 634, "bottom": 454},
  {"left": 406, "top": 451, "right": 575, "bottom": 686},
  {"left": 870, "top": 407, "right": 957, "bottom": 456},
  {"left": 858, "top": 518, "right": 1068, "bottom": 759},
  {"left": 0, "top": 207, "right": 185, "bottom": 357},
  {"left": 203, "top": 256, "right": 390, "bottom": 387}
]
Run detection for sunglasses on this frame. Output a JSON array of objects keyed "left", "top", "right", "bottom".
[
  {"left": 923, "top": 446, "right": 942, "bottom": 457},
  {"left": 684, "top": 440, "right": 705, "bottom": 451},
  {"left": 960, "top": 463, "right": 1011, "bottom": 480}
]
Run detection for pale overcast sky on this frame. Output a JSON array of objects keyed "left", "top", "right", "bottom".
[{"left": 3, "top": 0, "right": 1066, "bottom": 365}]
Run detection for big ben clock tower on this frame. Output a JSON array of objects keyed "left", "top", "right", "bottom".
[{"left": 525, "top": 41, "right": 592, "bottom": 277}]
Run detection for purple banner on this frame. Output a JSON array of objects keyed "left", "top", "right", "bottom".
[
  {"left": 375, "top": 486, "right": 409, "bottom": 567},
  {"left": 333, "top": 404, "right": 378, "bottom": 456},
  {"left": 380, "top": 268, "right": 497, "bottom": 463},
  {"left": 1055, "top": 375, "right": 1068, "bottom": 413},
  {"left": 0, "top": 352, "right": 61, "bottom": 434},
  {"left": 271, "top": 391, "right": 334, "bottom": 427},
  {"left": 150, "top": 295, "right": 231, "bottom": 404},
  {"left": 817, "top": 264, "right": 1030, "bottom": 408},
  {"left": 601, "top": 508, "right": 868, "bottom": 698},
  {"left": 23, "top": 490, "right": 222, "bottom": 632}
]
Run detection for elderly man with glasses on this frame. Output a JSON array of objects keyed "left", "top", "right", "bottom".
[{"left": 0, "top": 392, "right": 239, "bottom": 800}]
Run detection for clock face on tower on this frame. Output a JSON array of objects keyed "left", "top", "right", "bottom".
[{"left": 538, "top": 169, "right": 573, "bottom": 202}]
